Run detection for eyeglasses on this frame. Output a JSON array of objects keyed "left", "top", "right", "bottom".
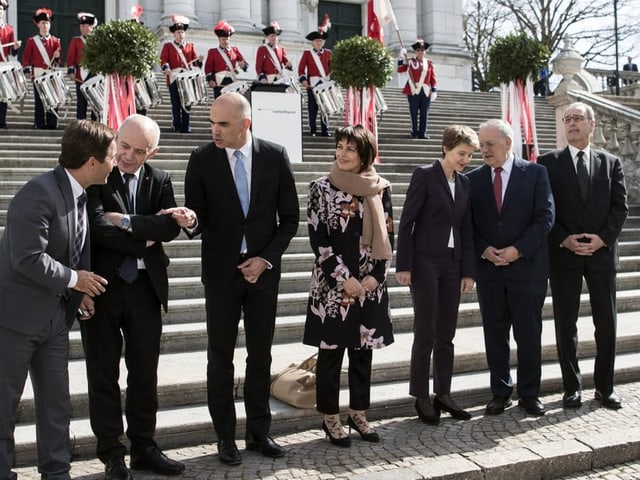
[{"left": 562, "top": 114, "right": 588, "bottom": 124}]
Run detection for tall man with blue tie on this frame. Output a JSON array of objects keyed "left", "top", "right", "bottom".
[
  {"left": 538, "top": 102, "right": 628, "bottom": 410},
  {"left": 184, "top": 92, "right": 299, "bottom": 465},
  {"left": 0, "top": 120, "right": 113, "bottom": 480}
]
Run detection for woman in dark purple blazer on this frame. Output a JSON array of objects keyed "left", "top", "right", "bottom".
[{"left": 395, "top": 125, "right": 478, "bottom": 425}]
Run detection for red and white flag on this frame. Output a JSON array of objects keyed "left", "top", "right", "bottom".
[{"left": 367, "top": 0, "right": 396, "bottom": 44}]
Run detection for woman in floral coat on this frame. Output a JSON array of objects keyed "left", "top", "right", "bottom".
[{"left": 303, "top": 125, "right": 394, "bottom": 447}]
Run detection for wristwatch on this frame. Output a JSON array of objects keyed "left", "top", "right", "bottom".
[{"left": 120, "top": 214, "right": 131, "bottom": 231}]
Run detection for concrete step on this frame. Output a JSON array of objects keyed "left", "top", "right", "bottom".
[{"left": 14, "top": 321, "right": 640, "bottom": 465}]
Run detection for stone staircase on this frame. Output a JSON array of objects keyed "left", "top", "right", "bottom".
[{"left": 4, "top": 79, "right": 640, "bottom": 466}]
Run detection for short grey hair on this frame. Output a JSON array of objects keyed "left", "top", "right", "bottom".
[{"left": 478, "top": 119, "right": 513, "bottom": 141}]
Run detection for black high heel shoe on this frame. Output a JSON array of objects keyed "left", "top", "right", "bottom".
[
  {"left": 415, "top": 398, "right": 440, "bottom": 426},
  {"left": 322, "top": 421, "right": 351, "bottom": 447},
  {"left": 433, "top": 396, "right": 471, "bottom": 420},
  {"left": 348, "top": 415, "right": 380, "bottom": 443}
]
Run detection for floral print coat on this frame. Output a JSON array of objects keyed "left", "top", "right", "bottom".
[{"left": 303, "top": 176, "right": 395, "bottom": 350}]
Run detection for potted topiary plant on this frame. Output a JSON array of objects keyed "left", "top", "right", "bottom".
[
  {"left": 331, "top": 35, "right": 393, "bottom": 135},
  {"left": 488, "top": 33, "right": 550, "bottom": 161},
  {"left": 82, "top": 19, "right": 159, "bottom": 129}
]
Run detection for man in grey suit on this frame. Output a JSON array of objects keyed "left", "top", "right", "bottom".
[
  {"left": 539, "top": 102, "right": 628, "bottom": 410},
  {"left": 0, "top": 120, "right": 114, "bottom": 480}
]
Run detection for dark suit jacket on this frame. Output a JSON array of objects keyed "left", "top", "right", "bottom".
[
  {"left": 0, "top": 165, "right": 89, "bottom": 334},
  {"left": 87, "top": 163, "right": 181, "bottom": 311},
  {"left": 184, "top": 137, "right": 299, "bottom": 292},
  {"left": 538, "top": 147, "right": 628, "bottom": 271},
  {"left": 467, "top": 157, "right": 555, "bottom": 282},
  {"left": 396, "top": 160, "right": 475, "bottom": 279},
  {"left": 623, "top": 62, "right": 638, "bottom": 72}
]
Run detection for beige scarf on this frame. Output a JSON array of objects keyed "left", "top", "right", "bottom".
[{"left": 328, "top": 162, "right": 392, "bottom": 260}]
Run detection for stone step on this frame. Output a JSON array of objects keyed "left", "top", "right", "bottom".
[
  {"left": 14, "top": 326, "right": 640, "bottom": 466},
  {"left": 19, "top": 313, "right": 640, "bottom": 423},
  {"left": 63, "top": 287, "right": 640, "bottom": 361}
]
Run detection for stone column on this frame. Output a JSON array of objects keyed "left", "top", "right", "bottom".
[
  {"left": 221, "top": 0, "right": 255, "bottom": 31},
  {"left": 162, "top": 0, "right": 197, "bottom": 25},
  {"left": 269, "top": 0, "right": 300, "bottom": 40}
]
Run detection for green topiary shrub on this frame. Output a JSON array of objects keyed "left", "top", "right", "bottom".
[
  {"left": 487, "top": 33, "right": 550, "bottom": 87},
  {"left": 331, "top": 36, "right": 393, "bottom": 89},
  {"left": 81, "top": 20, "right": 159, "bottom": 79}
]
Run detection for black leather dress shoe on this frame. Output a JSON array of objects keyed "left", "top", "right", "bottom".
[
  {"left": 218, "top": 440, "right": 242, "bottom": 465},
  {"left": 130, "top": 446, "right": 185, "bottom": 475},
  {"left": 485, "top": 396, "right": 512, "bottom": 415},
  {"left": 562, "top": 391, "right": 582, "bottom": 409},
  {"left": 595, "top": 390, "right": 622, "bottom": 410},
  {"left": 518, "top": 396, "right": 545, "bottom": 416},
  {"left": 245, "top": 434, "right": 286, "bottom": 458},
  {"left": 105, "top": 458, "right": 133, "bottom": 480}
]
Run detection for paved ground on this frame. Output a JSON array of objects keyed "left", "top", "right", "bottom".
[{"left": 14, "top": 382, "right": 640, "bottom": 480}]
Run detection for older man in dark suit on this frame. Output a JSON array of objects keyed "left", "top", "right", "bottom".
[
  {"left": 467, "top": 119, "right": 555, "bottom": 417},
  {"left": 0, "top": 120, "right": 113, "bottom": 480},
  {"left": 184, "top": 92, "right": 299, "bottom": 465},
  {"left": 82, "top": 114, "right": 193, "bottom": 480},
  {"left": 538, "top": 102, "right": 628, "bottom": 410}
]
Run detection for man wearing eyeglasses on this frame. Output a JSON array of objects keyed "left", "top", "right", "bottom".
[{"left": 538, "top": 102, "right": 628, "bottom": 410}]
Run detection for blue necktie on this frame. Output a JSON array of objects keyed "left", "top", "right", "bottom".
[
  {"left": 72, "top": 192, "right": 86, "bottom": 267},
  {"left": 233, "top": 150, "right": 249, "bottom": 252}
]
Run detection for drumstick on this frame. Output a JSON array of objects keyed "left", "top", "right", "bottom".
[{"left": 0, "top": 41, "right": 17, "bottom": 48}]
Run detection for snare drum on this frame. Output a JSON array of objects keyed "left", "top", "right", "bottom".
[
  {"left": 135, "top": 74, "right": 162, "bottom": 111},
  {"left": 312, "top": 80, "right": 344, "bottom": 119},
  {"left": 0, "top": 62, "right": 28, "bottom": 104},
  {"left": 33, "top": 71, "right": 72, "bottom": 112},
  {"left": 220, "top": 80, "right": 249, "bottom": 95},
  {"left": 175, "top": 69, "right": 208, "bottom": 109},
  {"left": 80, "top": 75, "right": 105, "bottom": 117}
]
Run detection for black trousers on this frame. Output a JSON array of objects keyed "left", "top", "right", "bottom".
[
  {"left": 476, "top": 278, "right": 547, "bottom": 398},
  {"left": 316, "top": 347, "right": 373, "bottom": 414},
  {"left": 80, "top": 272, "right": 162, "bottom": 462},
  {"left": 549, "top": 266, "right": 617, "bottom": 396},
  {"left": 409, "top": 254, "right": 461, "bottom": 398},
  {"left": 305, "top": 88, "right": 328, "bottom": 136},
  {"left": 0, "top": 101, "right": 7, "bottom": 127},
  {"left": 204, "top": 270, "right": 279, "bottom": 441}
]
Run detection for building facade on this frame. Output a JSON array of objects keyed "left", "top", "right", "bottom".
[{"left": 11, "top": 0, "right": 471, "bottom": 91}]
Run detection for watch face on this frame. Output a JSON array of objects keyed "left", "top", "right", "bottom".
[{"left": 121, "top": 216, "right": 130, "bottom": 228}]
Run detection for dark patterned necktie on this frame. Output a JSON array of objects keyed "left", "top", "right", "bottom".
[
  {"left": 72, "top": 192, "right": 86, "bottom": 267},
  {"left": 120, "top": 173, "right": 138, "bottom": 282},
  {"left": 493, "top": 167, "right": 503, "bottom": 213},
  {"left": 576, "top": 151, "right": 589, "bottom": 201}
]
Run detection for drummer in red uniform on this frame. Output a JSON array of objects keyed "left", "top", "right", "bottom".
[
  {"left": 66, "top": 12, "right": 97, "bottom": 120},
  {"left": 205, "top": 20, "right": 248, "bottom": 99},
  {"left": 397, "top": 39, "right": 437, "bottom": 139},
  {"left": 0, "top": 0, "right": 22, "bottom": 129},
  {"left": 298, "top": 18, "right": 332, "bottom": 137},
  {"left": 160, "top": 14, "right": 203, "bottom": 133},
  {"left": 22, "top": 7, "right": 61, "bottom": 130},
  {"left": 255, "top": 21, "right": 292, "bottom": 84}
]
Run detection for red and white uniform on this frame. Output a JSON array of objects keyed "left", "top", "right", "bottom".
[
  {"left": 160, "top": 41, "right": 200, "bottom": 85},
  {"left": 298, "top": 48, "right": 331, "bottom": 88},
  {"left": 204, "top": 46, "right": 246, "bottom": 84},
  {"left": 255, "top": 44, "right": 290, "bottom": 81},
  {"left": 398, "top": 58, "right": 436, "bottom": 97},
  {"left": 66, "top": 36, "right": 88, "bottom": 82},
  {"left": 0, "top": 22, "right": 16, "bottom": 61},
  {"left": 22, "top": 34, "right": 61, "bottom": 76}
]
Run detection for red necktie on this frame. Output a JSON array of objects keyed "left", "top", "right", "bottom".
[{"left": 493, "top": 167, "right": 503, "bottom": 213}]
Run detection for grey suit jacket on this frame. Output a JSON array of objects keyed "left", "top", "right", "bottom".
[{"left": 0, "top": 165, "right": 89, "bottom": 335}]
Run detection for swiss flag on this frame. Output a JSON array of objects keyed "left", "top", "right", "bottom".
[{"left": 367, "top": 0, "right": 395, "bottom": 44}]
